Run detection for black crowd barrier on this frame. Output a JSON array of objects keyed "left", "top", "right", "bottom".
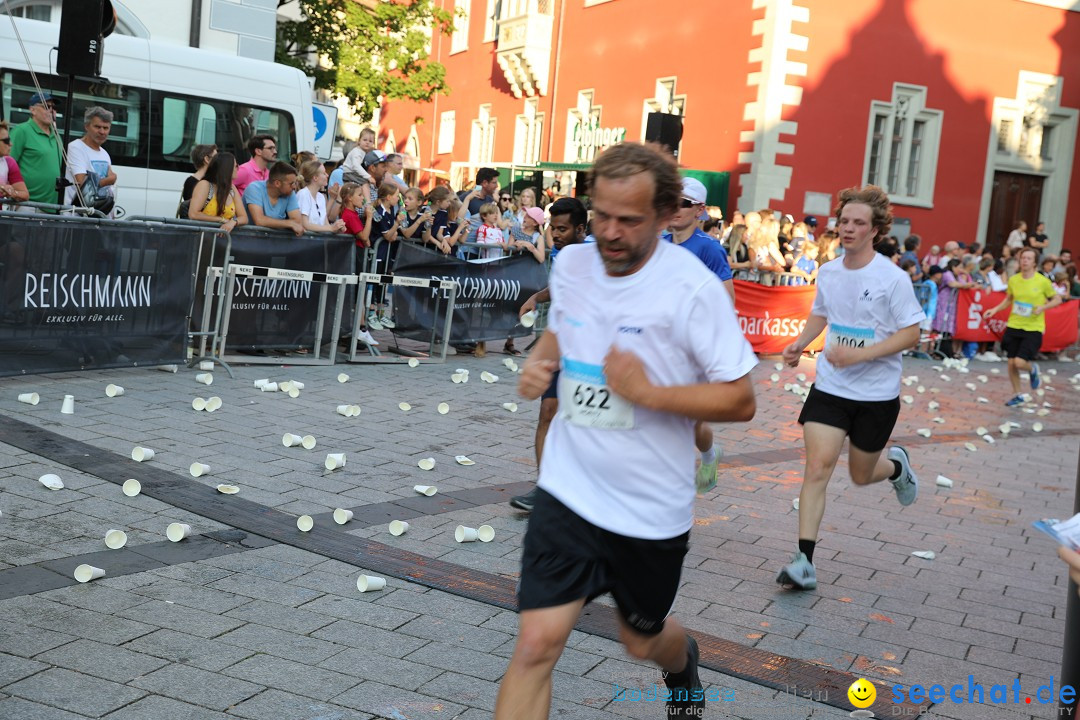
[
  {"left": 391, "top": 242, "right": 548, "bottom": 345},
  {"left": 0, "top": 212, "right": 197, "bottom": 376}
]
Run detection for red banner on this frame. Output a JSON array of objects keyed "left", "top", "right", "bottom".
[
  {"left": 954, "top": 288, "right": 1078, "bottom": 351},
  {"left": 733, "top": 280, "right": 825, "bottom": 354}
]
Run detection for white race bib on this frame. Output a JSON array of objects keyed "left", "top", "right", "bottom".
[
  {"left": 1012, "top": 301, "right": 1033, "bottom": 317},
  {"left": 559, "top": 359, "right": 634, "bottom": 430},
  {"left": 829, "top": 323, "right": 876, "bottom": 349}
]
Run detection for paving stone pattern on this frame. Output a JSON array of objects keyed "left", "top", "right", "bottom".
[{"left": 0, "top": 356, "right": 1076, "bottom": 719}]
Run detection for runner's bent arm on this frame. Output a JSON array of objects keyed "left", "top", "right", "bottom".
[
  {"left": 518, "top": 330, "right": 559, "bottom": 401},
  {"left": 983, "top": 291, "right": 1014, "bottom": 319},
  {"left": 1037, "top": 293, "right": 1064, "bottom": 315},
  {"left": 603, "top": 353, "right": 755, "bottom": 423},
  {"left": 783, "top": 314, "right": 828, "bottom": 366},
  {"left": 825, "top": 323, "right": 920, "bottom": 368}
]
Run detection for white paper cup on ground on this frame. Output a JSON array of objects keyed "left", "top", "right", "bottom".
[
  {"left": 61, "top": 395, "right": 75, "bottom": 414},
  {"left": 477, "top": 524, "right": 495, "bottom": 542},
  {"left": 408, "top": 358, "right": 420, "bottom": 368},
  {"left": 192, "top": 397, "right": 207, "bottom": 411},
  {"left": 158, "top": 364, "right": 178, "bottom": 373},
  {"left": 297, "top": 515, "right": 314, "bottom": 532},
  {"left": 198, "top": 360, "right": 214, "bottom": 371},
  {"left": 105, "top": 384, "right": 125, "bottom": 397},
  {"left": 74, "top": 564, "right": 105, "bottom": 583},
  {"left": 337, "top": 373, "right": 349, "bottom": 383},
  {"left": 414, "top": 485, "right": 437, "bottom": 496},
  {"left": 389, "top": 520, "right": 410, "bottom": 536},
  {"left": 455, "top": 525, "right": 479, "bottom": 542},
  {"left": 437, "top": 402, "right": 450, "bottom": 415},
  {"left": 399, "top": 402, "right": 412, "bottom": 412},
  {"left": 287, "top": 386, "right": 300, "bottom": 398},
  {"left": 166, "top": 522, "right": 191, "bottom": 542},
  {"left": 455, "top": 455, "right": 475, "bottom": 466},
  {"left": 18, "top": 392, "right": 40, "bottom": 405},
  {"left": 122, "top": 478, "right": 141, "bottom": 497},
  {"left": 189, "top": 462, "right": 211, "bottom": 478},
  {"left": 502, "top": 402, "right": 518, "bottom": 412},
  {"left": 254, "top": 378, "right": 270, "bottom": 388},
  {"left": 282, "top": 433, "right": 303, "bottom": 447},
  {"left": 357, "top": 575, "right": 385, "bottom": 592},
  {"left": 261, "top": 382, "right": 278, "bottom": 392},
  {"left": 451, "top": 373, "right": 464, "bottom": 384},
  {"left": 38, "top": 473, "right": 64, "bottom": 490},
  {"left": 205, "top": 396, "right": 222, "bottom": 412},
  {"left": 195, "top": 373, "right": 213, "bottom": 386},
  {"left": 131, "top": 447, "right": 155, "bottom": 462},
  {"left": 216, "top": 484, "right": 239, "bottom": 494},
  {"left": 348, "top": 405, "right": 361, "bottom": 417},
  {"left": 302, "top": 435, "right": 317, "bottom": 450},
  {"left": 290, "top": 381, "right": 305, "bottom": 390},
  {"left": 334, "top": 508, "right": 354, "bottom": 525},
  {"left": 417, "top": 458, "right": 435, "bottom": 471},
  {"left": 336, "top": 405, "right": 353, "bottom": 417},
  {"left": 520, "top": 310, "right": 536, "bottom": 328},
  {"left": 480, "top": 371, "right": 498, "bottom": 383},
  {"left": 104, "top": 529, "right": 128, "bottom": 549},
  {"left": 325, "top": 453, "right": 346, "bottom": 470}
]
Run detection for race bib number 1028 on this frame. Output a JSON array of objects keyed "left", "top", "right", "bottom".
[{"left": 559, "top": 358, "right": 634, "bottom": 430}]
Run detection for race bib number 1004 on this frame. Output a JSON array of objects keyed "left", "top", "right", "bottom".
[
  {"left": 828, "top": 324, "right": 875, "bottom": 349},
  {"left": 559, "top": 358, "right": 634, "bottom": 430}
]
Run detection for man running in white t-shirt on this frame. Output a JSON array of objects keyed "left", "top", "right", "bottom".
[
  {"left": 777, "top": 185, "right": 924, "bottom": 591},
  {"left": 494, "top": 143, "right": 758, "bottom": 719}
]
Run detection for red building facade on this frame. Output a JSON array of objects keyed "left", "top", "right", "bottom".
[{"left": 379, "top": 0, "right": 1080, "bottom": 255}]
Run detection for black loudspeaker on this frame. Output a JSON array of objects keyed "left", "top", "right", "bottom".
[
  {"left": 645, "top": 112, "right": 684, "bottom": 158},
  {"left": 57, "top": 0, "right": 115, "bottom": 78}
]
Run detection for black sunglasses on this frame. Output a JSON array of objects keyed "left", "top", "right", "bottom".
[
  {"left": 680, "top": 198, "right": 698, "bottom": 208},
  {"left": 0, "top": 137, "right": 11, "bottom": 145},
  {"left": 500, "top": 196, "right": 511, "bottom": 201}
]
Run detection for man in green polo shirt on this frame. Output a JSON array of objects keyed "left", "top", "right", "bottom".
[{"left": 10, "top": 92, "right": 62, "bottom": 208}]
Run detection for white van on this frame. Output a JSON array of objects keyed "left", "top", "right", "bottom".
[{"left": 0, "top": 15, "right": 313, "bottom": 218}]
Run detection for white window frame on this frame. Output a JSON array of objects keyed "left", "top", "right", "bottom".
[
  {"left": 451, "top": 0, "right": 470, "bottom": 55},
  {"left": 513, "top": 97, "right": 544, "bottom": 165},
  {"left": 483, "top": 0, "right": 499, "bottom": 42},
  {"left": 862, "top": 83, "right": 943, "bottom": 209},
  {"left": 470, "top": 104, "right": 496, "bottom": 164},
  {"left": 641, "top": 77, "right": 686, "bottom": 153},
  {"left": 438, "top": 111, "right": 456, "bottom": 155}
]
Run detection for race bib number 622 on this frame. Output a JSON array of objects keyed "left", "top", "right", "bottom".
[{"left": 559, "top": 358, "right": 634, "bottom": 430}]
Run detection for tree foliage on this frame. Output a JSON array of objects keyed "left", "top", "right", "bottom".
[{"left": 276, "top": 0, "right": 455, "bottom": 121}]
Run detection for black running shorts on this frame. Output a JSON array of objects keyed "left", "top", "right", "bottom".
[
  {"left": 518, "top": 489, "right": 689, "bottom": 635},
  {"left": 798, "top": 385, "right": 900, "bottom": 453},
  {"left": 541, "top": 370, "right": 560, "bottom": 401},
  {"left": 1001, "top": 327, "right": 1042, "bottom": 361}
]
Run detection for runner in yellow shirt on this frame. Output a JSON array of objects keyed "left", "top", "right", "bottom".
[{"left": 982, "top": 246, "right": 1062, "bottom": 406}]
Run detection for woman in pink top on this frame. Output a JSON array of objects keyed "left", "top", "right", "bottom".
[{"left": 0, "top": 121, "right": 29, "bottom": 204}]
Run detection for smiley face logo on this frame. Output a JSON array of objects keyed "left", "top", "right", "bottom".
[{"left": 848, "top": 678, "right": 876, "bottom": 709}]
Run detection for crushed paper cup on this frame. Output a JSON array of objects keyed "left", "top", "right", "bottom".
[
  {"left": 932, "top": 417, "right": 945, "bottom": 424},
  {"left": 282, "top": 433, "right": 303, "bottom": 447},
  {"left": 216, "top": 484, "right": 239, "bottom": 494},
  {"left": 131, "top": 447, "right": 155, "bottom": 462},
  {"left": 325, "top": 453, "right": 346, "bottom": 470},
  {"left": 437, "top": 402, "right": 450, "bottom": 415},
  {"left": 965, "top": 382, "right": 977, "bottom": 391},
  {"left": 977, "top": 397, "right": 989, "bottom": 403},
  {"left": 122, "top": 479, "right": 141, "bottom": 497},
  {"left": 502, "top": 402, "right": 518, "bottom": 412},
  {"left": 389, "top": 520, "right": 410, "bottom": 536},
  {"left": 399, "top": 402, "right": 412, "bottom": 412},
  {"left": 414, "top": 484, "right": 437, "bottom": 496},
  {"left": 927, "top": 401, "right": 940, "bottom": 410},
  {"left": 976, "top": 426, "right": 988, "bottom": 436},
  {"left": 192, "top": 397, "right": 207, "bottom": 411},
  {"left": 166, "top": 522, "right": 191, "bottom": 542},
  {"left": 916, "top": 386, "right": 925, "bottom": 394},
  {"left": 1035, "top": 408, "right": 1049, "bottom": 416},
  {"left": 792, "top": 497, "right": 800, "bottom": 510},
  {"left": 506, "top": 360, "right": 519, "bottom": 373},
  {"left": 189, "top": 462, "right": 211, "bottom": 478},
  {"left": 504, "top": 358, "right": 518, "bottom": 370},
  {"left": 1037, "top": 389, "right": 1046, "bottom": 397},
  {"left": 480, "top": 371, "right": 498, "bottom": 383},
  {"left": 105, "top": 529, "right": 127, "bottom": 549},
  {"left": 902, "top": 396, "right": 914, "bottom": 404},
  {"left": 408, "top": 358, "right": 420, "bottom": 368},
  {"left": 936, "top": 475, "right": 954, "bottom": 488},
  {"left": 455, "top": 455, "right": 475, "bottom": 466},
  {"left": 940, "top": 374, "right": 951, "bottom": 381},
  {"left": 477, "top": 524, "right": 495, "bottom": 542},
  {"left": 157, "top": 364, "right": 178, "bottom": 373},
  {"left": 198, "top": 360, "right": 214, "bottom": 371},
  {"left": 520, "top": 310, "right": 536, "bottom": 328},
  {"left": 769, "top": 373, "right": 780, "bottom": 383},
  {"left": 455, "top": 368, "right": 469, "bottom": 375},
  {"left": 254, "top": 378, "right": 270, "bottom": 388},
  {"left": 195, "top": 373, "right": 213, "bottom": 386},
  {"left": 964, "top": 442, "right": 978, "bottom": 452},
  {"left": 983, "top": 434, "right": 995, "bottom": 444},
  {"left": 297, "top": 515, "right": 314, "bottom": 532},
  {"left": 334, "top": 508, "right": 354, "bottom": 525},
  {"left": 357, "top": 575, "right": 386, "bottom": 592},
  {"left": 61, "top": 395, "right": 75, "bottom": 414},
  {"left": 455, "top": 525, "right": 479, "bottom": 542},
  {"left": 38, "top": 473, "right": 64, "bottom": 490},
  {"left": 338, "top": 373, "right": 350, "bottom": 383},
  {"left": 775, "top": 362, "right": 785, "bottom": 372},
  {"left": 261, "top": 382, "right": 279, "bottom": 392},
  {"left": 1008, "top": 421, "right": 1021, "bottom": 428},
  {"left": 17, "top": 392, "right": 40, "bottom": 405},
  {"left": 417, "top": 458, "right": 435, "bottom": 471},
  {"left": 1033, "top": 422, "right": 1044, "bottom": 432},
  {"left": 916, "top": 428, "right": 932, "bottom": 438},
  {"left": 74, "top": 564, "right": 105, "bottom": 583},
  {"left": 105, "top": 384, "right": 125, "bottom": 398},
  {"left": 796, "top": 373, "right": 807, "bottom": 382},
  {"left": 451, "top": 374, "right": 464, "bottom": 384},
  {"left": 998, "top": 423, "right": 1011, "bottom": 436},
  {"left": 977, "top": 375, "right": 988, "bottom": 383},
  {"left": 302, "top": 435, "right": 317, "bottom": 450},
  {"left": 911, "top": 551, "right": 936, "bottom": 560},
  {"left": 205, "top": 397, "right": 222, "bottom": 412}
]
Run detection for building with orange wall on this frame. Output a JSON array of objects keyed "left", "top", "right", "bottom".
[{"left": 378, "top": 0, "right": 1079, "bottom": 256}]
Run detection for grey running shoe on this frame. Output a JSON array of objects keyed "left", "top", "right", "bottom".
[
  {"left": 888, "top": 445, "right": 918, "bottom": 506},
  {"left": 776, "top": 551, "right": 817, "bottom": 590},
  {"left": 664, "top": 635, "right": 704, "bottom": 718},
  {"left": 509, "top": 488, "right": 537, "bottom": 512}
]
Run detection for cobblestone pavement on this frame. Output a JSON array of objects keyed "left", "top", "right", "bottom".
[{"left": 0, "top": 351, "right": 1075, "bottom": 719}]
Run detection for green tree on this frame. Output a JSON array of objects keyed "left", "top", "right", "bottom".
[{"left": 276, "top": 0, "right": 455, "bottom": 121}]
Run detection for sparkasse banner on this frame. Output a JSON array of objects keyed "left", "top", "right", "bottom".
[{"left": 732, "top": 280, "right": 825, "bottom": 354}]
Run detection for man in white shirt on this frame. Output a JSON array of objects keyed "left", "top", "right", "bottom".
[
  {"left": 494, "top": 143, "right": 758, "bottom": 719},
  {"left": 64, "top": 106, "right": 117, "bottom": 210},
  {"left": 778, "top": 185, "right": 924, "bottom": 591}
]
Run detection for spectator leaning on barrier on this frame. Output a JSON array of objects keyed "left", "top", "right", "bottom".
[
  {"left": 64, "top": 106, "right": 117, "bottom": 212},
  {"left": 0, "top": 121, "right": 30, "bottom": 204},
  {"left": 235, "top": 134, "right": 276, "bottom": 196},
  {"left": 399, "top": 187, "right": 433, "bottom": 246},
  {"left": 423, "top": 185, "right": 455, "bottom": 253},
  {"left": 10, "top": 92, "right": 61, "bottom": 208},
  {"left": 188, "top": 151, "right": 248, "bottom": 232},
  {"left": 243, "top": 161, "right": 303, "bottom": 236},
  {"left": 297, "top": 160, "right": 345, "bottom": 234}
]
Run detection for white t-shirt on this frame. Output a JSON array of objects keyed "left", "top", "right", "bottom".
[
  {"left": 64, "top": 139, "right": 112, "bottom": 205},
  {"left": 297, "top": 188, "right": 327, "bottom": 225},
  {"left": 810, "top": 253, "right": 925, "bottom": 402},
  {"left": 539, "top": 241, "right": 758, "bottom": 540},
  {"left": 1006, "top": 229, "right": 1027, "bottom": 249},
  {"left": 476, "top": 223, "right": 504, "bottom": 259}
]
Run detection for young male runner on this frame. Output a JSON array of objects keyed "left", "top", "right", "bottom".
[
  {"left": 777, "top": 185, "right": 923, "bottom": 591},
  {"left": 509, "top": 198, "right": 588, "bottom": 512},
  {"left": 494, "top": 143, "right": 758, "bottom": 718},
  {"left": 981, "top": 246, "right": 1062, "bottom": 406}
]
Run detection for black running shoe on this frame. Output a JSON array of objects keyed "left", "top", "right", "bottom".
[
  {"left": 509, "top": 488, "right": 537, "bottom": 512},
  {"left": 664, "top": 635, "right": 705, "bottom": 717}
]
